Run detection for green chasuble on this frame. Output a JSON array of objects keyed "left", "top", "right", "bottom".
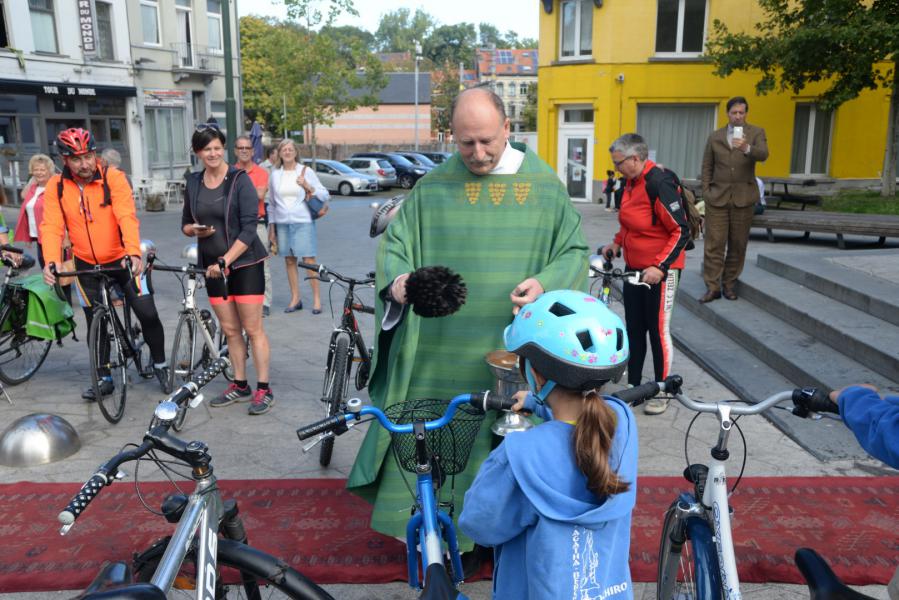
[{"left": 347, "top": 143, "right": 588, "bottom": 547}]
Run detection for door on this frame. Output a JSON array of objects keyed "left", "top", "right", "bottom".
[
  {"left": 175, "top": 5, "right": 194, "bottom": 67},
  {"left": 558, "top": 132, "right": 593, "bottom": 202}
]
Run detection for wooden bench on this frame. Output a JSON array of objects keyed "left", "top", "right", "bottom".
[
  {"left": 764, "top": 177, "right": 828, "bottom": 210},
  {"left": 752, "top": 211, "right": 899, "bottom": 249}
]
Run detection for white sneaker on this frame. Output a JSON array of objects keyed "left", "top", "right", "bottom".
[{"left": 644, "top": 396, "right": 670, "bottom": 415}]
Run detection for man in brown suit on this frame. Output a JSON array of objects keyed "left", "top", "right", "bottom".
[{"left": 699, "top": 96, "right": 768, "bottom": 302}]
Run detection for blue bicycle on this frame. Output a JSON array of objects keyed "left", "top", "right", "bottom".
[{"left": 297, "top": 391, "right": 514, "bottom": 599}]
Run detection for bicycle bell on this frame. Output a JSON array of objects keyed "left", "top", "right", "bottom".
[
  {"left": 140, "top": 239, "right": 157, "bottom": 259},
  {"left": 154, "top": 401, "right": 179, "bottom": 423},
  {"left": 485, "top": 350, "right": 533, "bottom": 436},
  {"left": 0, "top": 413, "right": 81, "bottom": 467},
  {"left": 182, "top": 243, "right": 198, "bottom": 264}
]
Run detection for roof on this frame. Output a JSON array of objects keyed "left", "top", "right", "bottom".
[
  {"left": 476, "top": 48, "right": 538, "bottom": 77},
  {"left": 348, "top": 72, "right": 431, "bottom": 105}
]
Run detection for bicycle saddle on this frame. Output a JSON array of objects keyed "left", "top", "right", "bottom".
[
  {"left": 795, "top": 548, "right": 875, "bottom": 600},
  {"left": 419, "top": 563, "right": 462, "bottom": 600},
  {"left": 15, "top": 254, "right": 35, "bottom": 271}
]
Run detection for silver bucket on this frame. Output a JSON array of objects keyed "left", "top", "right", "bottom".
[{"left": 485, "top": 350, "right": 533, "bottom": 436}]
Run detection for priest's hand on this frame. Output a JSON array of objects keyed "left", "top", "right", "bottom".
[
  {"left": 510, "top": 277, "right": 544, "bottom": 315},
  {"left": 390, "top": 273, "right": 410, "bottom": 304}
]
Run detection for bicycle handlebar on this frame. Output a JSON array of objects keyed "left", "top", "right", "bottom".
[
  {"left": 609, "top": 375, "right": 682, "bottom": 406},
  {"left": 58, "top": 358, "right": 230, "bottom": 533},
  {"left": 298, "top": 261, "right": 375, "bottom": 287},
  {"left": 296, "top": 391, "right": 514, "bottom": 441},
  {"left": 0, "top": 244, "right": 23, "bottom": 255},
  {"left": 671, "top": 385, "right": 834, "bottom": 417}
]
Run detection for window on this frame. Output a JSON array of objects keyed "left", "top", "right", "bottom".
[
  {"left": 140, "top": 0, "right": 160, "bottom": 45},
  {"left": 509, "top": 104, "right": 516, "bottom": 118},
  {"left": 508, "top": 84, "right": 516, "bottom": 97},
  {"left": 563, "top": 108, "right": 594, "bottom": 123},
  {"left": 207, "top": 0, "right": 222, "bottom": 51},
  {"left": 0, "top": 0, "right": 10, "bottom": 47},
  {"left": 520, "top": 83, "right": 529, "bottom": 95},
  {"left": 145, "top": 107, "right": 189, "bottom": 166},
  {"left": 791, "top": 104, "right": 832, "bottom": 176},
  {"left": 29, "top": 0, "right": 57, "bottom": 53},
  {"left": 559, "top": 0, "right": 592, "bottom": 59},
  {"left": 495, "top": 82, "right": 504, "bottom": 96},
  {"left": 95, "top": 1, "right": 114, "bottom": 60},
  {"left": 636, "top": 103, "right": 716, "bottom": 179},
  {"left": 655, "top": 0, "right": 706, "bottom": 55},
  {"left": 175, "top": 0, "right": 194, "bottom": 67}
]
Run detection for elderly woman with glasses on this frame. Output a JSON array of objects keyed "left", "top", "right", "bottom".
[
  {"left": 181, "top": 124, "right": 274, "bottom": 416},
  {"left": 14, "top": 154, "right": 58, "bottom": 266}
]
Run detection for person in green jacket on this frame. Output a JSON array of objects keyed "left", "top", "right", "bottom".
[{"left": 347, "top": 86, "right": 589, "bottom": 550}]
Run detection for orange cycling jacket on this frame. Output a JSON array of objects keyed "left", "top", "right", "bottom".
[{"left": 40, "top": 165, "right": 141, "bottom": 266}]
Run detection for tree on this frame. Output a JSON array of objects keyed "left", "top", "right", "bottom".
[
  {"left": 374, "top": 8, "right": 435, "bottom": 53},
  {"left": 424, "top": 23, "right": 478, "bottom": 69},
  {"left": 706, "top": 0, "right": 899, "bottom": 196},
  {"left": 520, "top": 82, "right": 538, "bottom": 131},
  {"left": 431, "top": 65, "right": 462, "bottom": 136}
]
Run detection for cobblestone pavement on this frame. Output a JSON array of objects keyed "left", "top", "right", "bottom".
[{"left": 0, "top": 196, "right": 891, "bottom": 599}]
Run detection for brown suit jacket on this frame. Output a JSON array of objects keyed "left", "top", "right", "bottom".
[{"left": 701, "top": 123, "right": 769, "bottom": 208}]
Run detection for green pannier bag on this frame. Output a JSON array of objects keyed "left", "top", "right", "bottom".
[{"left": 3, "top": 274, "right": 76, "bottom": 341}]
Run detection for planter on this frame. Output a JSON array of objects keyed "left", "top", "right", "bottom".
[{"left": 144, "top": 193, "right": 166, "bottom": 212}]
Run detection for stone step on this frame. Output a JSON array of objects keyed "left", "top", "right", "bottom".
[
  {"left": 677, "top": 268, "right": 898, "bottom": 395},
  {"left": 736, "top": 263, "right": 899, "bottom": 383},
  {"left": 669, "top": 297, "right": 867, "bottom": 461},
  {"left": 756, "top": 251, "right": 899, "bottom": 328}
]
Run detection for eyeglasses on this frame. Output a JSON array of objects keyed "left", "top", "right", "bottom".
[
  {"left": 235, "top": 146, "right": 253, "bottom": 150},
  {"left": 195, "top": 123, "right": 221, "bottom": 132},
  {"left": 613, "top": 155, "right": 635, "bottom": 169}
]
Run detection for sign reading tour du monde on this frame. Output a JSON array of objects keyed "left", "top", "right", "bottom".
[{"left": 78, "top": 0, "right": 97, "bottom": 56}]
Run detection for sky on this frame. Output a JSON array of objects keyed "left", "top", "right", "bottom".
[{"left": 235, "top": 0, "right": 540, "bottom": 41}]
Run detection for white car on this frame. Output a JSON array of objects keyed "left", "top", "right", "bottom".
[
  {"left": 341, "top": 157, "right": 398, "bottom": 190},
  {"left": 301, "top": 159, "right": 378, "bottom": 196}
]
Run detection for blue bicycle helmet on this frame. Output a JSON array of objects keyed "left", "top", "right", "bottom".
[{"left": 504, "top": 290, "right": 628, "bottom": 402}]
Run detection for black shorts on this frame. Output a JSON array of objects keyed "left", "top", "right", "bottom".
[{"left": 207, "top": 261, "right": 265, "bottom": 305}]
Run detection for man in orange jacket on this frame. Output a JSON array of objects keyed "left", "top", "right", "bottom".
[{"left": 41, "top": 128, "right": 170, "bottom": 400}]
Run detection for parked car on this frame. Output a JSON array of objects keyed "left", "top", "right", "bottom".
[
  {"left": 351, "top": 152, "right": 431, "bottom": 189},
  {"left": 301, "top": 158, "right": 378, "bottom": 196},
  {"left": 395, "top": 152, "right": 438, "bottom": 170},
  {"left": 418, "top": 151, "right": 453, "bottom": 164},
  {"left": 342, "top": 157, "right": 397, "bottom": 190}
]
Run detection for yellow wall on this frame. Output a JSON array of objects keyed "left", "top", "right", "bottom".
[{"left": 538, "top": 1, "right": 891, "bottom": 180}]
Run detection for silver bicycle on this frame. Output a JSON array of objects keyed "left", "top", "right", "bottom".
[{"left": 61, "top": 358, "right": 332, "bottom": 600}]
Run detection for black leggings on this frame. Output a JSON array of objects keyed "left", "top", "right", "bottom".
[
  {"left": 74, "top": 256, "right": 167, "bottom": 365},
  {"left": 622, "top": 268, "right": 680, "bottom": 387}
]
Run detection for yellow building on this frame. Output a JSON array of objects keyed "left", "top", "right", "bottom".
[{"left": 537, "top": 0, "right": 892, "bottom": 201}]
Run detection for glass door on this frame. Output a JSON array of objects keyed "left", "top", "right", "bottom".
[{"left": 558, "top": 133, "right": 593, "bottom": 201}]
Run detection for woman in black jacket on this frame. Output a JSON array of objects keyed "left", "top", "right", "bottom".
[{"left": 181, "top": 125, "right": 274, "bottom": 416}]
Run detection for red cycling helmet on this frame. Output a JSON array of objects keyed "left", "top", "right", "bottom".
[{"left": 56, "top": 128, "right": 96, "bottom": 157}]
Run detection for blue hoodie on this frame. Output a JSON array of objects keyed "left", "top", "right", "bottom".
[
  {"left": 838, "top": 386, "right": 899, "bottom": 469},
  {"left": 459, "top": 396, "right": 638, "bottom": 600}
]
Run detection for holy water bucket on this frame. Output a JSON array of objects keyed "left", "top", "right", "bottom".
[{"left": 485, "top": 350, "right": 534, "bottom": 436}]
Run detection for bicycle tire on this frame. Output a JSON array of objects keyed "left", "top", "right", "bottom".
[
  {"left": 0, "top": 299, "right": 51, "bottom": 384},
  {"left": 89, "top": 307, "right": 128, "bottom": 424},
  {"left": 319, "top": 334, "right": 350, "bottom": 467},
  {"left": 657, "top": 500, "right": 722, "bottom": 600},
  {"left": 169, "top": 313, "right": 199, "bottom": 431},
  {"left": 133, "top": 536, "right": 334, "bottom": 600}
]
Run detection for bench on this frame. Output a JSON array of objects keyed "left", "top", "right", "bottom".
[
  {"left": 764, "top": 177, "right": 828, "bottom": 210},
  {"left": 752, "top": 211, "right": 899, "bottom": 249}
]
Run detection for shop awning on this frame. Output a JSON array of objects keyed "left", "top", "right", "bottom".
[{"left": 0, "top": 79, "right": 137, "bottom": 98}]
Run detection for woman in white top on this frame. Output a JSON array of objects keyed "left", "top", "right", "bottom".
[
  {"left": 14, "top": 154, "right": 57, "bottom": 267},
  {"left": 267, "top": 139, "right": 330, "bottom": 314}
]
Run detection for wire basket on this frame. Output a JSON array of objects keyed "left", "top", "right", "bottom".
[{"left": 385, "top": 398, "right": 485, "bottom": 476}]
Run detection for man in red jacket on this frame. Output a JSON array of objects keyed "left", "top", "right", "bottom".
[{"left": 601, "top": 133, "right": 690, "bottom": 415}]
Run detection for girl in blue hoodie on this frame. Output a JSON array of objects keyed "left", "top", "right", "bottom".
[{"left": 459, "top": 290, "right": 638, "bottom": 600}]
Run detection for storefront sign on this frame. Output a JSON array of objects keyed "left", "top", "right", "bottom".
[
  {"left": 143, "top": 89, "right": 189, "bottom": 108},
  {"left": 78, "top": 0, "right": 97, "bottom": 55},
  {"left": 0, "top": 79, "right": 136, "bottom": 98}
]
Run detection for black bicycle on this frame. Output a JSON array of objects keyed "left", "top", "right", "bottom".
[
  {"left": 299, "top": 261, "right": 375, "bottom": 467},
  {"left": 0, "top": 245, "right": 53, "bottom": 384},
  {"left": 589, "top": 250, "right": 647, "bottom": 305},
  {"left": 52, "top": 257, "right": 152, "bottom": 424}
]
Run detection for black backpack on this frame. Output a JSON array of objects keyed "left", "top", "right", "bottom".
[{"left": 645, "top": 167, "right": 702, "bottom": 249}]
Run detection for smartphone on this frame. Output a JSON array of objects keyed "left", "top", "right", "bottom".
[
  {"left": 733, "top": 126, "right": 744, "bottom": 140},
  {"left": 193, "top": 224, "right": 210, "bottom": 231}
]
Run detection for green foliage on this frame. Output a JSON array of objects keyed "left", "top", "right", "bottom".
[
  {"left": 281, "top": 0, "right": 357, "bottom": 28},
  {"left": 374, "top": 8, "right": 435, "bottom": 53},
  {"left": 820, "top": 190, "right": 899, "bottom": 215},
  {"left": 425, "top": 23, "right": 478, "bottom": 68},
  {"left": 478, "top": 23, "right": 536, "bottom": 50},
  {"left": 520, "top": 81, "right": 538, "bottom": 131},
  {"left": 431, "top": 66, "right": 462, "bottom": 134}
]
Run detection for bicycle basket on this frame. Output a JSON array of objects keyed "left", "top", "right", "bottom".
[{"left": 385, "top": 398, "right": 485, "bottom": 476}]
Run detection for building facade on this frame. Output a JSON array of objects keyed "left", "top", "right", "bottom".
[
  {"left": 537, "top": 0, "right": 891, "bottom": 202},
  {"left": 476, "top": 48, "right": 537, "bottom": 133},
  {"left": 0, "top": 0, "right": 241, "bottom": 200}
]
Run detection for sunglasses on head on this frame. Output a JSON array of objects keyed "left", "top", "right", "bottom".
[{"left": 195, "top": 123, "right": 221, "bottom": 132}]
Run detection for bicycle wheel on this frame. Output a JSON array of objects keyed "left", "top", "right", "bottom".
[
  {"left": 0, "top": 299, "right": 51, "bottom": 384},
  {"left": 169, "top": 313, "right": 201, "bottom": 431},
  {"left": 657, "top": 500, "right": 722, "bottom": 600},
  {"left": 133, "top": 536, "right": 334, "bottom": 600},
  {"left": 319, "top": 333, "right": 350, "bottom": 467},
  {"left": 89, "top": 307, "right": 128, "bottom": 424}
]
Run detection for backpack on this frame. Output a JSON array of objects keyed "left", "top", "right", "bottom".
[{"left": 646, "top": 167, "right": 702, "bottom": 250}]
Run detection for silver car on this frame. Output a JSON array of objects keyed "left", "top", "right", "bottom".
[
  {"left": 342, "top": 157, "right": 398, "bottom": 190},
  {"left": 301, "top": 159, "right": 378, "bottom": 196}
]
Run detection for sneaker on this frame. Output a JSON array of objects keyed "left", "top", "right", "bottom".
[
  {"left": 82, "top": 378, "right": 115, "bottom": 401},
  {"left": 154, "top": 367, "right": 172, "bottom": 394},
  {"left": 210, "top": 383, "right": 252, "bottom": 407},
  {"left": 644, "top": 396, "right": 671, "bottom": 415},
  {"left": 248, "top": 388, "right": 275, "bottom": 415}
]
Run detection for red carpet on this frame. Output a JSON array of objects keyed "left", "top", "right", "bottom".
[{"left": 0, "top": 477, "right": 895, "bottom": 592}]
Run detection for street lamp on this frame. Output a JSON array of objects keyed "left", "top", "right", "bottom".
[{"left": 414, "top": 41, "right": 422, "bottom": 151}]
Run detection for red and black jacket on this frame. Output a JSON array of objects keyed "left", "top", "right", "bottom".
[{"left": 613, "top": 160, "right": 689, "bottom": 273}]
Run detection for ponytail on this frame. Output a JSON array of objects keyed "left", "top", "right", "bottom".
[{"left": 574, "top": 390, "right": 629, "bottom": 498}]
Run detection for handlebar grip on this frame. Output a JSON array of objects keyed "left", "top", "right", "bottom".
[
  {"left": 298, "top": 261, "right": 320, "bottom": 272},
  {"left": 0, "top": 244, "right": 23, "bottom": 254},
  {"left": 791, "top": 387, "right": 838, "bottom": 417},
  {"left": 58, "top": 474, "right": 108, "bottom": 526},
  {"left": 49, "top": 263, "right": 67, "bottom": 302},
  {"left": 610, "top": 382, "right": 661, "bottom": 407},
  {"left": 296, "top": 415, "right": 347, "bottom": 441},
  {"left": 355, "top": 304, "right": 375, "bottom": 315},
  {"left": 470, "top": 391, "right": 517, "bottom": 412}
]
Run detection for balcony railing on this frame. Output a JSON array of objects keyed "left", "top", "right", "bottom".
[{"left": 170, "top": 43, "right": 223, "bottom": 74}]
